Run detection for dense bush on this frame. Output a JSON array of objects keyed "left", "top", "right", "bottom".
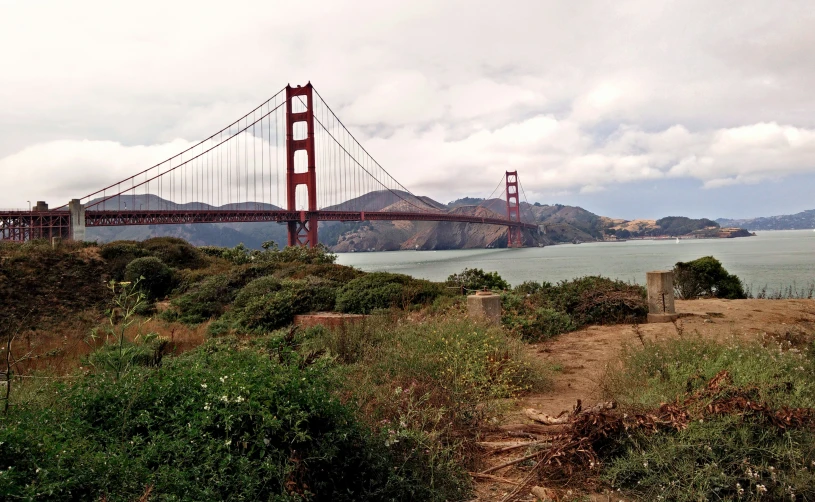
[
  {"left": 673, "top": 256, "right": 746, "bottom": 299},
  {"left": 336, "top": 272, "right": 443, "bottom": 314},
  {"left": 168, "top": 263, "right": 280, "bottom": 324},
  {"left": 0, "top": 239, "right": 109, "bottom": 325},
  {"left": 168, "top": 274, "right": 234, "bottom": 324},
  {"left": 215, "top": 242, "right": 337, "bottom": 266},
  {"left": 140, "top": 236, "right": 205, "bottom": 269},
  {"left": 501, "top": 301, "right": 575, "bottom": 341},
  {"left": 231, "top": 278, "right": 337, "bottom": 331},
  {"left": 0, "top": 342, "right": 437, "bottom": 501},
  {"left": 502, "top": 276, "right": 647, "bottom": 340},
  {"left": 542, "top": 276, "right": 647, "bottom": 326},
  {"left": 124, "top": 257, "right": 173, "bottom": 300},
  {"left": 98, "top": 240, "right": 150, "bottom": 280},
  {"left": 446, "top": 268, "right": 509, "bottom": 292}
]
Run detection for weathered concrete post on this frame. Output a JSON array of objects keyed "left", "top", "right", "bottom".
[
  {"left": 68, "top": 199, "right": 86, "bottom": 242},
  {"left": 647, "top": 271, "right": 679, "bottom": 323},
  {"left": 467, "top": 290, "right": 502, "bottom": 324}
]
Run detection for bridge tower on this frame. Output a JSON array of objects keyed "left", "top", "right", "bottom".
[
  {"left": 285, "top": 83, "right": 318, "bottom": 247},
  {"left": 505, "top": 171, "right": 522, "bottom": 248}
]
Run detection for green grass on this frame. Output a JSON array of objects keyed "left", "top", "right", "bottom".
[
  {"left": 599, "top": 336, "right": 815, "bottom": 501},
  {"left": 306, "top": 314, "right": 551, "bottom": 432}
]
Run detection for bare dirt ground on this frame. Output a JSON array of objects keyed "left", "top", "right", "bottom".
[{"left": 473, "top": 299, "right": 815, "bottom": 502}]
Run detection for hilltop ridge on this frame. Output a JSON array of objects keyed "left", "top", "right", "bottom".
[{"left": 82, "top": 193, "right": 750, "bottom": 250}]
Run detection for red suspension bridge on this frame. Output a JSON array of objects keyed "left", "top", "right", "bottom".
[{"left": 1, "top": 83, "right": 539, "bottom": 248}]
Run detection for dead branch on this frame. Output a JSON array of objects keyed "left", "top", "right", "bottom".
[
  {"left": 468, "top": 472, "right": 521, "bottom": 486},
  {"left": 480, "top": 448, "right": 549, "bottom": 475}
]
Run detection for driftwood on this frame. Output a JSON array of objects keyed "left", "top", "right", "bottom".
[
  {"left": 468, "top": 472, "right": 521, "bottom": 486},
  {"left": 523, "top": 408, "right": 569, "bottom": 425},
  {"left": 529, "top": 486, "right": 554, "bottom": 500},
  {"left": 481, "top": 449, "right": 550, "bottom": 475},
  {"left": 490, "top": 440, "right": 550, "bottom": 455},
  {"left": 524, "top": 400, "right": 617, "bottom": 425},
  {"left": 496, "top": 423, "right": 567, "bottom": 436}
]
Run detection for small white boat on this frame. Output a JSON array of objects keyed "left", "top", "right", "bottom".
[{"left": 675, "top": 237, "right": 680, "bottom": 243}]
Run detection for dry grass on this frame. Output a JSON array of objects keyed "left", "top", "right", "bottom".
[{"left": 6, "top": 314, "right": 208, "bottom": 376}]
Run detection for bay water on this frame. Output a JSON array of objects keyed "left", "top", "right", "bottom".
[{"left": 336, "top": 230, "right": 815, "bottom": 290}]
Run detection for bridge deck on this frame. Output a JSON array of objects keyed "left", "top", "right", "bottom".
[{"left": 1, "top": 209, "right": 538, "bottom": 241}]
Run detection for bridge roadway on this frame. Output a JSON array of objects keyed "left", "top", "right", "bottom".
[
  {"left": 81, "top": 209, "right": 539, "bottom": 229},
  {"left": 0, "top": 209, "right": 538, "bottom": 241}
]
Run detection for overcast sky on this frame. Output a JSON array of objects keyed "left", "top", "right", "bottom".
[{"left": 1, "top": 0, "right": 814, "bottom": 219}]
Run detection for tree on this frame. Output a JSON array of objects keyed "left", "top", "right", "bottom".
[
  {"left": 673, "top": 256, "right": 745, "bottom": 299},
  {"left": 446, "top": 268, "right": 509, "bottom": 293}
]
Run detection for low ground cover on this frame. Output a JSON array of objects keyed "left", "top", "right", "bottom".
[
  {"left": 511, "top": 334, "right": 815, "bottom": 501},
  {"left": 501, "top": 276, "right": 648, "bottom": 341}
]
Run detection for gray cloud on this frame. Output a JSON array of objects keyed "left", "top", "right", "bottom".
[{"left": 1, "top": 0, "right": 814, "bottom": 218}]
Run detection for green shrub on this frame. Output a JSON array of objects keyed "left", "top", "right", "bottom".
[
  {"left": 232, "top": 279, "right": 337, "bottom": 332},
  {"left": 141, "top": 236, "right": 205, "bottom": 269},
  {"left": 217, "top": 242, "right": 337, "bottom": 266},
  {"left": 538, "top": 276, "right": 647, "bottom": 326},
  {"left": 171, "top": 274, "right": 234, "bottom": 324},
  {"left": 502, "top": 302, "right": 575, "bottom": 341},
  {"left": 501, "top": 277, "right": 645, "bottom": 339},
  {"left": 515, "top": 280, "right": 552, "bottom": 295},
  {"left": 0, "top": 344, "right": 438, "bottom": 501},
  {"left": 336, "top": 272, "right": 442, "bottom": 314},
  {"left": 446, "top": 268, "right": 509, "bottom": 292},
  {"left": 99, "top": 240, "right": 150, "bottom": 280},
  {"left": 673, "top": 256, "right": 746, "bottom": 299},
  {"left": 232, "top": 276, "right": 283, "bottom": 310},
  {"left": 124, "top": 256, "right": 173, "bottom": 300}
]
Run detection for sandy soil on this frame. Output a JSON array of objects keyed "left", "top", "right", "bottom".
[{"left": 473, "top": 299, "right": 815, "bottom": 501}]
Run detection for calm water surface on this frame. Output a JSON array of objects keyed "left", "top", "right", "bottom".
[{"left": 336, "top": 230, "right": 815, "bottom": 289}]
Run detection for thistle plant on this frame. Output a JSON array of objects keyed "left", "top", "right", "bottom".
[{"left": 87, "top": 278, "right": 158, "bottom": 380}]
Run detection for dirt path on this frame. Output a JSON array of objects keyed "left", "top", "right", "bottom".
[{"left": 473, "top": 299, "right": 815, "bottom": 501}]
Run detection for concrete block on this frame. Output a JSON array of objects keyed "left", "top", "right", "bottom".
[
  {"left": 467, "top": 291, "right": 501, "bottom": 324},
  {"left": 294, "top": 312, "right": 366, "bottom": 330},
  {"left": 647, "top": 270, "right": 676, "bottom": 323},
  {"left": 647, "top": 313, "right": 680, "bottom": 323}
]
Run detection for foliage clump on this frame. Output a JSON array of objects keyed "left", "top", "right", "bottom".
[
  {"left": 446, "top": 268, "right": 509, "bottom": 292},
  {"left": 0, "top": 339, "right": 439, "bottom": 501},
  {"left": 124, "top": 256, "right": 173, "bottom": 300},
  {"left": 673, "top": 256, "right": 746, "bottom": 299},
  {"left": 139, "top": 236, "right": 205, "bottom": 269},
  {"left": 501, "top": 276, "right": 647, "bottom": 341},
  {"left": 336, "top": 272, "right": 444, "bottom": 314},
  {"left": 230, "top": 278, "right": 337, "bottom": 332},
  {"left": 212, "top": 241, "right": 337, "bottom": 266}
]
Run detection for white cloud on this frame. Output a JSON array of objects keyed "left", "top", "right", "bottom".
[{"left": 1, "top": 0, "right": 814, "bottom": 212}]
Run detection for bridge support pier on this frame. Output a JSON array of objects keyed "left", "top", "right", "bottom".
[{"left": 69, "top": 199, "right": 86, "bottom": 242}]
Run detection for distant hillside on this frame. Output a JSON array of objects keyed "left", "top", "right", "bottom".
[
  {"left": 78, "top": 193, "right": 749, "bottom": 250},
  {"left": 717, "top": 209, "right": 815, "bottom": 230}
]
